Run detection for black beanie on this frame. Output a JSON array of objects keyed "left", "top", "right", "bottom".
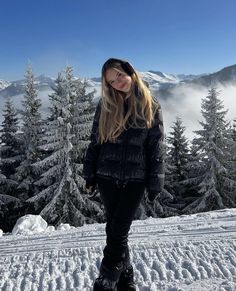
[{"left": 102, "top": 58, "right": 136, "bottom": 76}]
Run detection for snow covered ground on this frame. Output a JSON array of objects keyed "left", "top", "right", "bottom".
[{"left": 0, "top": 208, "right": 236, "bottom": 291}]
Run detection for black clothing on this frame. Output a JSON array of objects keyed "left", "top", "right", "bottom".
[
  {"left": 102, "top": 58, "right": 136, "bottom": 77},
  {"left": 83, "top": 97, "right": 165, "bottom": 289},
  {"left": 93, "top": 274, "right": 117, "bottom": 291},
  {"left": 97, "top": 177, "right": 145, "bottom": 266},
  {"left": 117, "top": 265, "right": 136, "bottom": 291},
  {"left": 94, "top": 177, "right": 144, "bottom": 290},
  {"left": 82, "top": 98, "right": 165, "bottom": 199}
]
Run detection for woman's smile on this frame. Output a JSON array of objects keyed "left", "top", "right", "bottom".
[{"left": 105, "top": 68, "right": 132, "bottom": 93}]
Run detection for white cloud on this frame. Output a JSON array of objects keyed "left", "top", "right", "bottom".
[{"left": 161, "top": 83, "right": 236, "bottom": 142}]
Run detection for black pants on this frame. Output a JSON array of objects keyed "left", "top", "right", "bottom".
[{"left": 97, "top": 177, "right": 145, "bottom": 269}]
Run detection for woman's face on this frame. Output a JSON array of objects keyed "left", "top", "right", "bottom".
[{"left": 105, "top": 68, "right": 132, "bottom": 93}]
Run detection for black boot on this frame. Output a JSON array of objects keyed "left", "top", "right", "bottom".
[
  {"left": 93, "top": 261, "right": 123, "bottom": 291},
  {"left": 93, "top": 275, "right": 117, "bottom": 291},
  {"left": 116, "top": 265, "right": 136, "bottom": 291}
]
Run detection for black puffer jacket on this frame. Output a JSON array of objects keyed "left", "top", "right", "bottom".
[{"left": 82, "top": 98, "right": 165, "bottom": 196}]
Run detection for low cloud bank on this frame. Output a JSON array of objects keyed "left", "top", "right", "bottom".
[{"left": 161, "top": 83, "right": 236, "bottom": 142}]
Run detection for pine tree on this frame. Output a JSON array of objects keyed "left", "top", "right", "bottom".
[
  {"left": 0, "top": 173, "right": 6, "bottom": 187},
  {"left": 166, "top": 117, "right": 190, "bottom": 201},
  {"left": 228, "top": 118, "right": 236, "bottom": 194},
  {"left": 232, "top": 118, "right": 236, "bottom": 142},
  {"left": 0, "top": 98, "right": 22, "bottom": 196},
  {"left": 183, "top": 88, "right": 236, "bottom": 214},
  {"left": 0, "top": 192, "right": 22, "bottom": 232},
  {"left": 28, "top": 67, "right": 104, "bottom": 226},
  {"left": 144, "top": 136, "right": 179, "bottom": 218},
  {"left": 181, "top": 142, "right": 204, "bottom": 204},
  {"left": 72, "top": 76, "right": 97, "bottom": 164},
  {"left": 14, "top": 65, "right": 43, "bottom": 200},
  {"left": 0, "top": 99, "right": 25, "bottom": 231}
]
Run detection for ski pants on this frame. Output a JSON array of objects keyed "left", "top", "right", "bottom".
[{"left": 96, "top": 177, "right": 145, "bottom": 268}]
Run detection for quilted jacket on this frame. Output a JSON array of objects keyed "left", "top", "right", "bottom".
[{"left": 82, "top": 98, "right": 165, "bottom": 195}]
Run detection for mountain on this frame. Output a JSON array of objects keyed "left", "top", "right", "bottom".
[
  {"left": 145, "top": 71, "right": 179, "bottom": 83},
  {"left": 0, "top": 80, "right": 11, "bottom": 91},
  {"left": 0, "top": 75, "right": 54, "bottom": 98},
  {"left": 174, "top": 73, "right": 207, "bottom": 82},
  {"left": 187, "top": 64, "right": 236, "bottom": 87},
  {"left": 147, "top": 71, "right": 204, "bottom": 82},
  {"left": 1, "top": 64, "right": 236, "bottom": 99},
  {"left": 146, "top": 65, "right": 236, "bottom": 89},
  {"left": 145, "top": 64, "right": 236, "bottom": 101},
  {"left": 1, "top": 64, "right": 236, "bottom": 105},
  {"left": 1, "top": 64, "right": 236, "bottom": 142}
]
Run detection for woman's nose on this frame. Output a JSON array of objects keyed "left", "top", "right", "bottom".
[{"left": 116, "top": 76, "right": 122, "bottom": 84}]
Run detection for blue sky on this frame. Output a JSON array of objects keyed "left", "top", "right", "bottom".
[{"left": 1, "top": 0, "right": 236, "bottom": 81}]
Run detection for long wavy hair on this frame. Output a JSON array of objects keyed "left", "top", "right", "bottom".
[{"left": 99, "top": 58, "right": 159, "bottom": 143}]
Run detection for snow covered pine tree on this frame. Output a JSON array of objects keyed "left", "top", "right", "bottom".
[
  {"left": 28, "top": 67, "right": 103, "bottom": 226},
  {"left": 182, "top": 88, "right": 236, "bottom": 213}
]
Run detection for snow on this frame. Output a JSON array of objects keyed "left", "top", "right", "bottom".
[
  {"left": 0, "top": 79, "right": 11, "bottom": 90},
  {"left": 0, "top": 208, "right": 236, "bottom": 290},
  {"left": 57, "top": 223, "right": 75, "bottom": 231},
  {"left": 140, "top": 72, "right": 179, "bottom": 90},
  {"left": 12, "top": 215, "right": 48, "bottom": 236}
]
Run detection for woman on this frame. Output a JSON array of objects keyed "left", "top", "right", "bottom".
[{"left": 82, "top": 58, "right": 165, "bottom": 291}]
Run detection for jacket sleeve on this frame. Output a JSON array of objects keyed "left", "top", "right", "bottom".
[
  {"left": 146, "top": 103, "right": 165, "bottom": 196},
  {"left": 82, "top": 99, "right": 102, "bottom": 184}
]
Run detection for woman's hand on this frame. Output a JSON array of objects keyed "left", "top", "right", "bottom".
[
  {"left": 85, "top": 182, "right": 99, "bottom": 199},
  {"left": 85, "top": 180, "right": 95, "bottom": 194},
  {"left": 86, "top": 185, "right": 94, "bottom": 194}
]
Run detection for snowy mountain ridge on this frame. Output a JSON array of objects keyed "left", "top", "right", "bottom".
[
  {"left": 0, "top": 79, "right": 11, "bottom": 90},
  {"left": 146, "top": 71, "right": 204, "bottom": 82},
  {"left": 189, "top": 64, "right": 236, "bottom": 87},
  {"left": 1, "top": 64, "right": 236, "bottom": 99},
  {"left": 0, "top": 75, "right": 55, "bottom": 98}
]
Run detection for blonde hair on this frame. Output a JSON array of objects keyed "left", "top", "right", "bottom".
[{"left": 99, "top": 59, "right": 159, "bottom": 143}]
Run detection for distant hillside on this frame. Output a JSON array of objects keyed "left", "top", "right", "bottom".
[
  {"left": 1, "top": 64, "right": 236, "bottom": 100},
  {"left": 0, "top": 75, "right": 54, "bottom": 98},
  {"left": 1, "top": 64, "right": 236, "bottom": 116},
  {"left": 187, "top": 64, "right": 236, "bottom": 87}
]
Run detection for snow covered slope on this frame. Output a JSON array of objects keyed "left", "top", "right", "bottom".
[
  {"left": 0, "top": 208, "right": 236, "bottom": 290},
  {"left": 0, "top": 80, "right": 10, "bottom": 90}
]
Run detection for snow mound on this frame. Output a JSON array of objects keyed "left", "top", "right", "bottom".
[
  {"left": 46, "top": 225, "right": 55, "bottom": 232},
  {"left": 0, "top": 229, "right": 3, "bottom": 237},
  {"left": 57, "top": 223, "right": 75, "bottom": 231},
  {"left": 12, "top": 214, "right": 48, "bottom": 235}
]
